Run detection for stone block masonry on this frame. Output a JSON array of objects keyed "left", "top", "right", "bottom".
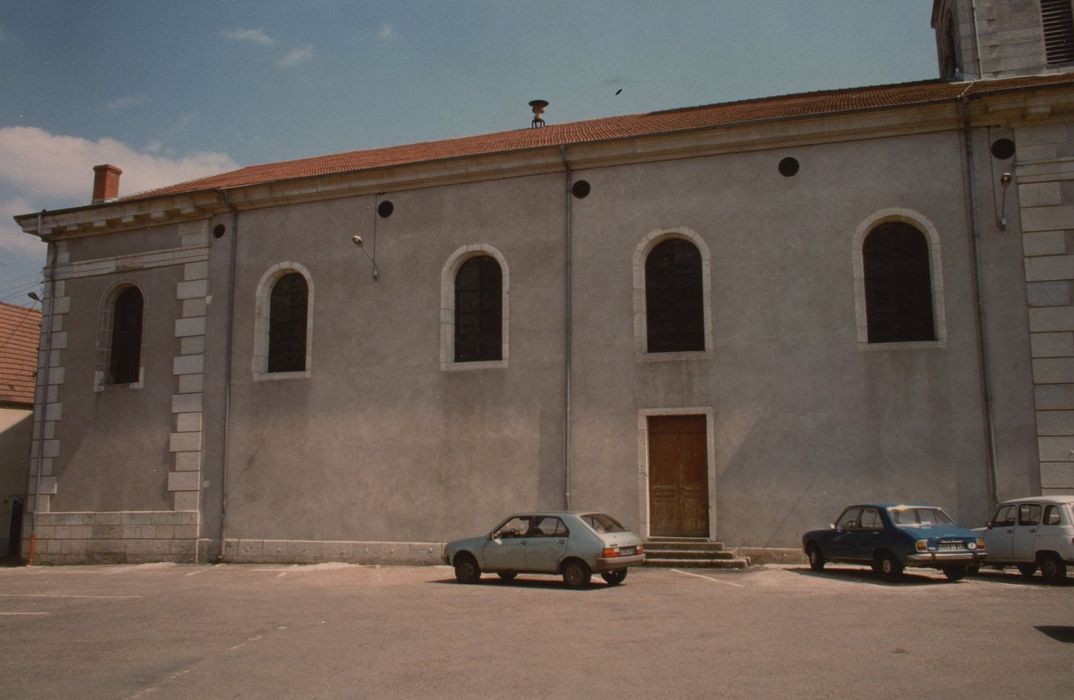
[
  {"left": 1018, "top": 123, "right": 1074, "bottom": 494},
  {"left": 223, "top": 539, "right": 445, "bottom": 565},
  {"left": 29, "top": 511, "right": 200, "bottom": 564}
]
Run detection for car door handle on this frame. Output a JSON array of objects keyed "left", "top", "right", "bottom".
[{"left": 556, "top": 540, "right": 565, "bottom": 544}]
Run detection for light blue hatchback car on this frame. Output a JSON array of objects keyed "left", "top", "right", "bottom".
[{"left": 444, "top": 512, "right": 645, "bottom": 588}]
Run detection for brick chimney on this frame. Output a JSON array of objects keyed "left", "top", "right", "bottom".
[{"left": 91, "top": 164, "right": 122, "bottom": 204}]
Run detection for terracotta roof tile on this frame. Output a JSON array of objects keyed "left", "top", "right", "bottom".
[
  {"left": 0, "top": 302, "right": 41, "bottom": 407},
  {"left": 126, "top": 73, "right": 1074, "bottom": 201}
]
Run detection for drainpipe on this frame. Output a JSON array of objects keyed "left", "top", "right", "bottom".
[
  {"left": 215, "top": 190, "right": 239, "bottom": 560},
  {"left": 28, "top": 209, "right": 54, "bottom": 565},
  {"left": 960, "top": 95, "right": 1000, "bottom": 509},
  {"left": 559, "top": 145, "right": 573, "bottom": 510}
]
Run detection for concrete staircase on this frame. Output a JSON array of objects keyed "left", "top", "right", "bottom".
[{"left": 643, "top": 537, "right": 750, "bottom": 569}]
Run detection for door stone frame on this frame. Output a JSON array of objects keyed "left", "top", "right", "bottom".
[{"left": 637, "top": 407, "right": 717, "bottom": 541}]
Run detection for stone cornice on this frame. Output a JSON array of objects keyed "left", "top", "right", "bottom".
[{"left": 16, "top": 81, "right": 1074, "bottom": 240}]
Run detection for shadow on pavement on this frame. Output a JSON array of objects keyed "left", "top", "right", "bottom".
[
  {"left": 787, "top": 565, "right": 957, "bottom": 587},
  {"left": 429, "top": 575, "right": 617, "bottom": 592}
]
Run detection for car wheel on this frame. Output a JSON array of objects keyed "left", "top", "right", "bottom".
[
  {"left": 453, "top": 553, "right": 481, "bottom": 584},
  {"left": 1017, "top": 563, "right": 1038, "bottom": 580},
  {"left": 1040, "top": 555, "right": 1067, "bottom": 585},
  {"left": 562, "top": 559, "right": 592, "bottom": 589},
  {"left": 877, "top": 551, "right": 903, "bottom": 581},
  {"left": 806, "top": 543, "right": 825, "bottom": 572},
  {"left": 942, "top": 564, "right": 967, "bottom": 581},
  {"left": 600, "top": 568, "right": 628, "bottom": 585},
  {"left": 966, "top": 564, "right": 980, "bottom": 575},
  {"left": 497, "top": 572, "right": 517, "bottom": 582}
]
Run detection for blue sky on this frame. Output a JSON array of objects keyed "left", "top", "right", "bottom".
[{"left": 0, "top": 0, "right": 936, "bottom": 306}]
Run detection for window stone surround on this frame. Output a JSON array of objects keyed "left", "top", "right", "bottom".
[
  {"left": 851, "top": 208, "right": 948, "bottom": 350},
  {"left": 633, "top": 227, "right": 714, "bottom": 361},
  {"left": 252, "top": 261, "right": 315, "bottom": 381},
  {"left": 439, "top": 244, "right": 510, "bottom": 371}
]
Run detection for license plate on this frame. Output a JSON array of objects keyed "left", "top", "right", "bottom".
[
  {"left": 620, "top": 546, "right": 636, "bottom": 556},
  {"left": 938, "top": 542, "right": 965, "bottom": 551}
]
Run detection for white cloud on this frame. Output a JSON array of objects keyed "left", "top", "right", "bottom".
[
  {"left": 277, "top": 45, "right": 313, "bottom": 67},
  {"left": 0, "top": 195, "right": 46, "bottom": 257},
  {"left": 0, "top": 127, "right": 238, "bottom": 267},
  {"left": 224, "top": 28, "right": 274, "bottom": 46},
  {"left": 0, "top": 126, "right": 240, "bottom": 203},
  {"left": 377, "top": 24, "right": 395, "bottom": 40}
]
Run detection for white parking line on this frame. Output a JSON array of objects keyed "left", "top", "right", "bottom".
[
  {"left": 0, "top": 594, "right": 143, "bottom": 599},
  {"left": 671, "top": 569, "right": 746, "bottom": 588}
]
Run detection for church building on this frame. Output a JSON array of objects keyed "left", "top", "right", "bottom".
[{"left": 13, "top": 0, "right": 1074, "bottom": 564}]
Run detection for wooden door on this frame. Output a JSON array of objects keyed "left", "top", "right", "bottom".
[{"left": 648, "top": 415, "right": 709, "bottom": 537}]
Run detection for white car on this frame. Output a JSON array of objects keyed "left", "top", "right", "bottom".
[
  {"left": 978, "top": 496, "right": 1074, "bottom": 584},
  {"left": 443, "top": 512, "right": 645, "bottom": 588}
]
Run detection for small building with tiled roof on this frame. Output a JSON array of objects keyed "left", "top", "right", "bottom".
[
  {"left": 0, "top": 302, "right": 41, "bottom": 558},
  {"left": 9, "top": 1, "right": 1074, "bottom": 566}
]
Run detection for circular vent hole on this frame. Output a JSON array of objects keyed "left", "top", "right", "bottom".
[
  {"left": 571, "top": 180, "right": 591, "bottom": 199},
  {"left": 377, "top": 200, "right": 394, "bottom": 218},
  {"left": 778, "top": 157, "right": 800, "bottom": 177},
  {"left": 990, "top": 138, "right": 1015, "bottom": 160},
  {"left": 212, "top": 224, "right": 226, "bottom": 239}
]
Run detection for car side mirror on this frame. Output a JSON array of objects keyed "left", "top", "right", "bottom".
[{"left": 985, "top": 521, "right": 993, "bottom": 529}]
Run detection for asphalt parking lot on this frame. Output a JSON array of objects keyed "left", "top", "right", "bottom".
[{"left": 1, "top": 562, "right": 1070, "bottom": 699}]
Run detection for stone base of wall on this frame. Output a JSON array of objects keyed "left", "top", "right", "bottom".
[
  {"left": 736, "top": 547, "right": 807, "bottom": 565},
  {"left": 23, "top": 511, "right": 199, "bottom": 564},
  {"left": 223, "top": 539, "right": 445, "bottom": 565}
]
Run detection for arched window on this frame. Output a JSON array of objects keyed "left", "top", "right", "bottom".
[
  {"left": 268, "top": 272, "right": 309, "bottom": 373},
  {"left": 863, "top": 222, "right": 936, "bottom": 343},
  {"left": 645, "top": 238, "right": 705, "bottom": 353},
  {"left": 108, "top": 285, "right": 144, "bottom": 384},
  {"left": 454, "top": 255, "right": 503, "bottom": 362}
]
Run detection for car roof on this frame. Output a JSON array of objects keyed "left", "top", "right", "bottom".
[
  {"left": 997, "top": 496, "right": 1074, "bottom": 505},
  {"left": 846, "top": 503, "right": 943, "bottom": 510},
  {"left": 506, "top": 511, "right": 608, "bottom": 518}
]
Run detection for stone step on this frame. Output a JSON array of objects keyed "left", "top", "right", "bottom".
[
  {"left": 643, "top": 548, "right": 739, "bottom": 560},
  {"left": 645, "top": 539, "right": 726, "bottom": 552},
  {"left": 643, "top": 557, "right": 750, "bottom": 569}
]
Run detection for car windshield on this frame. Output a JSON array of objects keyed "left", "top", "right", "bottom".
[
  {"left": 888, "top": 507, "right": 955, "bottom": 527},
  {"left": 580, "top": 513, "right": 627, "bottom": 533}
]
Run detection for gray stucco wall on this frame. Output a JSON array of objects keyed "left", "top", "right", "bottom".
[{"left": 21, "top": 114, "right": 1047, "bottom": 561}]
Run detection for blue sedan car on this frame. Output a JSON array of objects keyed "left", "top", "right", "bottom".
[{"left": 802, "top": 503, "right": 986, "bottom": 581}]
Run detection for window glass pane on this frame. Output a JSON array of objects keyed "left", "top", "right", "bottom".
[
  {"left": 836, "top": 508, "right": 861, "bottom": 529},
  {"left": 1043, "top": 506, "right": 1061, "bottom": 526},
  {"left": 645, "top": 238, "right": 704, "bottom": 353},
  {"left": 1018, "top": 504, "right": 1042, "bottom": 526},
  {"left": 493, "top": 516, "right": 529, "bottom": 538},
  {"left": 531, "top": 517, "right": 563, "bottom": 537},
  {"left": 581, "top": 513, "right": 626, "bottom": 533},
  {"left": 863, "top": 223, "right": 935, "bottom": 343},
  {"left": 454, "top": 256, "right": 502, "bottom": 362},
  {"left": 110, "top": 286, "right": 143, "bottom": 384},
  {"left": 268, "top": 272, "right": 308, "bottom": 373},
  {"left": 993, "top": 506, "right": 1016, "bottom": 527},
  {"left": 860, "top": 508, "right": 882, "bottom": 529}
]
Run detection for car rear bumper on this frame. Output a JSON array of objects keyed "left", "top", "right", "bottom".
[{"left": 595, "top": 554, "right": 645, "bottom": 571}]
